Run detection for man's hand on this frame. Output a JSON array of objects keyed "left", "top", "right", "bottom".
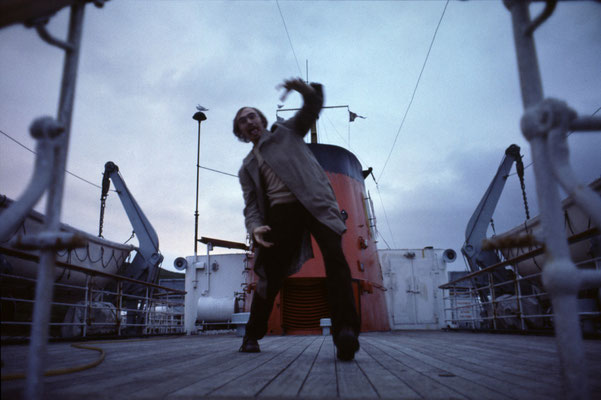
[
  {"left": 277, "top": 78, "right": 315, "bottom": 102},
  {"left": 253, "top": 225, "right": 274, "bottom": 248}
]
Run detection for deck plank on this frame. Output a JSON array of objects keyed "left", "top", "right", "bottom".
[
  {"left": 359, "top": 340, "right": 468, "bottom": 400},
  {"left": 369, "top": 334, "right": 513, "bottom": 400},
  {"left": 66, "top": 337, "right": 239, "bottom": 397},
  {"left": 399, "top": 334, "right": 560, "bottom": 375},
  {"left": 258, "top": 335, "right": 324, "bottom": 398},
  {"left": 47, "top": 336, "right": 236, "bottom": 392},
  {"left": 428, "top": 340, "right": 560, "bottom": 374},
  {"left": 297, "top": 336, "right": 338, "bottom": 399},
  {"left": 1, "top": 342, "right": 100, "bottom": 376},
  {"left": 48, "top": 336, "right": 232, "bottom": 384},
  {"left": 335, "top": 349, "right": 379, "bottom": 399},
  {"left": 2, "top": 331, "right": 600, "bottom": 400},
  {"left": 394, "top": 334, "right": 559, "bottom": 399},
  {"left": 166, "top": 336, "right": 302, "bottom": 398},
  {"left": 208, "top": 336, "right": 317, "bottom": 398},
  {"left": 124, "top": 339, "right": 254, "bottom": 399},
  {"left": 355, "top": 342, "right": 421, "bottom": 399}
]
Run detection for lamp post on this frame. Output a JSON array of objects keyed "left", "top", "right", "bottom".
[{"left": 192, "top": 111, "right": 207, "bottom": 257}]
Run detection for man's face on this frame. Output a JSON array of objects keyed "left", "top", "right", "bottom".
[{"left": 237, "top": 108, "right": 264, "bottom": 144}]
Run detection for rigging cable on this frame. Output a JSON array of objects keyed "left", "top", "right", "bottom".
[
  {"left": 316, "top": 113, "right": 396, "bottom": 248},
  {"left": 1, "top": 129, "right": 237, "bottom": 183},
  {"left": 374, "top": 182, "right": 394, "bottom": 250},
  {"left": 378, "top": 0, "right": 449, "bottom": 183},
  {"left": 1, "top": 128, "right": 103, "bottom": 190},
  {"left": 275, "top": 0, "right": 304, "bottom": 77},
  {"left": 198, "top": 165, "right": 237, "bottom": 178},
  {"left": 323, "top": 112, "right": 348, "bottom": 148},
  {"left": 364, "top": 171, "right": 394, "bottom": 250}
]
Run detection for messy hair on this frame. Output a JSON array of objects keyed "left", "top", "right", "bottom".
[{"left": 232, "top": 107, "right": 268, "bottom": 143}]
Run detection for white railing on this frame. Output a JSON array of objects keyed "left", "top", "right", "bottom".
[
  {"left": 441, "top": 252, "right": 601, "bottom": 333},
  {"left": 1, "top": 263, "right": 185, "bottom": 338},
  {"left": 502, "top": 2, "right": 601, "bottom": 399}
]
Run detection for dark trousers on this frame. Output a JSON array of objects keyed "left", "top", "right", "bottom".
[{"left": 245, "top": 202, "right": 360, "bottom": 342}]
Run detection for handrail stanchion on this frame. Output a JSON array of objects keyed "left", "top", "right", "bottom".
[
  {"left": 117, "top": 281, "right": 123, "bottom": 336},
  {"left": 513, "top": 264, "right": 525, "bottom": 331},
  {"left": 83, "top": 275, "right": 90, "bottom": 337},
  {"left": 144, "top": 287, "right": 150, "bottom": 335},
  {"left": 504, "top": 1, "right": 595, "bottom": 398},
  {"left": 24, "top": 5, "right": 86, "bottom": 399},
  {"left": 488, "top": 272, "right": 497, "bottom": 330}
]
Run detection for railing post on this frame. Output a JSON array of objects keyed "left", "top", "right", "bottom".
[
  {"left": 117, "top": 281, "right": 123, "bottom": 336},
  {"left": 488, "top": 272, "right": 497, "bottom": 330},
  {"left": 24, "top": 5, "right": 86, "bottom": 399},
  {"left": 83, "top": 276, "right": 90, "bottom": 337},
  {"left": 504, "top": 1, "right": 590, "bottom": 398},
  {"left": 471, "top": 284, "right": 478, "bottom": 330},
  {"left": 144, "top": 287, "right": 150, "bottom": 335},
  {"left": 450, "top": 287, "right": 456, "bottom": 327},
  {"left": 513, "top": 265, "right": 526, "bottom": 331}
]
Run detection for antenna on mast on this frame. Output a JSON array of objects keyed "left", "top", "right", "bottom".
[{"left": 306, "top": 59, "right": 309, "bottom": 83}]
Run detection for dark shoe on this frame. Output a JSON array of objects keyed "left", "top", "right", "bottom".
[
  {"left": 239, "top": 336, "right": 260, "bottom": 353},
  {"left": 335, "top": 327, "right": 359, "bottom": 361}
]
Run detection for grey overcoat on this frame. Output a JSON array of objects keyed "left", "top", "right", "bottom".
[{"left": 238, "top": 83, "right": 346, "bottom": 296}]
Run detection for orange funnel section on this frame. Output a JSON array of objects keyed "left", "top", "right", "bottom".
[{"left": 244, "top": 144, "right": 390, "bottom": 335}]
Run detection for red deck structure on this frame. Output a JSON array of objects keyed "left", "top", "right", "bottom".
[{"left": 244, "top": 144, "right": 390, "bottom": 335}]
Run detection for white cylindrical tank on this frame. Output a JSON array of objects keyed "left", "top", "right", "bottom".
[{"left": 196, "top": 297, "right": 235, "bottom": 322}]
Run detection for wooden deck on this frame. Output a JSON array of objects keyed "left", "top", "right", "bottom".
[{"left": 2, "top": 331, "right": 600, "bottom": 399}]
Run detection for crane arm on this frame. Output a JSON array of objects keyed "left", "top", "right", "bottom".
[
  {"left": 101, "top": 161, "right": 163, "bottom": 284},
  {"left": 462, "top": 144, "right": 522, "bottom": 273}
]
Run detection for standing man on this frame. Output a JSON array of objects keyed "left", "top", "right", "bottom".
[{"left": 234, "top": 78, "right": 360, "bottom": 361}]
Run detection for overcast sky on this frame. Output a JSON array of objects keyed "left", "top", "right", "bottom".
[{"left": 1, "top": 0, "right": 600, "bottom": 273}]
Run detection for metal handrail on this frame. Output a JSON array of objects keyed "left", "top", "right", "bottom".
[
  {"left": 441, "top": 227, "right": 599, "bottom": 289},
  {"left": 1, "top": 271, "right": 185, "bottom": 338}
]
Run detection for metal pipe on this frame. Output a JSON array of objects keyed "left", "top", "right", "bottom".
[
  {"left": 117, "top": 281, "right": 123, "bottom": 336},
  {"left": 505, "top": 0, "right": 544, "bottom": 109},
  {"left": 144, "top": 287, "right": 150, "bottom": 335},
  {"left": 488, "top": 273, "right": 497, "bottom": 330},
  {"left": 25, "top": 4, "right": 85, "bottom": 400},
  {"left": 513, "top": 264, "right": 526, "bottom": 331},
  {"left": 579, "top": 270, "right": 601, "bottom": 290},
  {"left": 192, "top": 111, "right": 206, "bottom": 258},
  {"left": 35, "top": 23, "right": 73, "bottom": 51},
  {"left": 523, "top": 0, "right": 557, "bottom": 37},
  {"left": 505, "top": 2, "right": 590, "bottom": 398},
  {"left": 0, "top": 118, "right": 61, "bottom": 242},
  {"left": 206, "top": 242, "right": 212, "bottom": 295},
  {"left": 547, "top": 117, "right": 601, "bottom": 230},
  {"left": 570, "top": 116, "right": 601, "bottom": 132},
  {"left": 194, "top": 121, "right": 200, "bottom": 256},
  {"left": 83, "top": 275, "right": 90, "bottom": 337}
]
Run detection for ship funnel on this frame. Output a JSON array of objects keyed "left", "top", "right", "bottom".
[
  {"left": 442, "top": 249, "right": 457, "bottom": 263},
  {"left": 173, "top": 257, "right": 188, "bottom": 271}
]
